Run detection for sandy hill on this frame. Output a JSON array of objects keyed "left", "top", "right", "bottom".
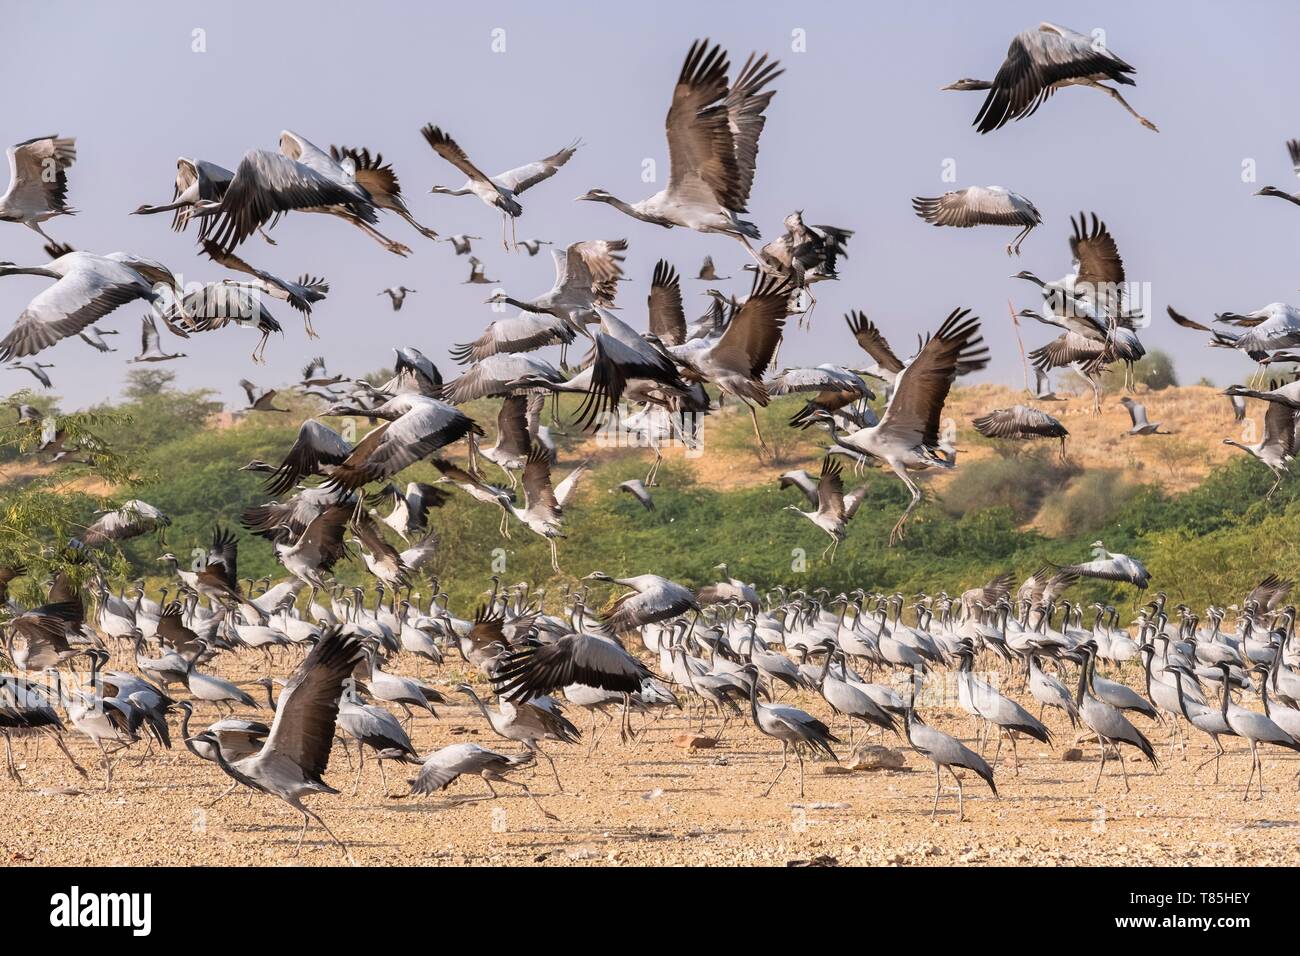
[{"left": 558, "top": 383, "right": 1247, "bottom": 497}]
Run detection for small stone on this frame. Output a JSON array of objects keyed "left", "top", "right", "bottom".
[
  {"left": 675, "top": 734, "right": 717, "bottom": 750},
  {"left": 1061, "top": 748, "right": 1084, "bottom": 762},
  {"left": 847, "top": 745, "right": 906, "bottom": 771}
]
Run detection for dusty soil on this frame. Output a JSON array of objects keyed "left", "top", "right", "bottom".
[
  {"left": 944, "top": 382, "right": 1242, "bottom": 495},
  {"left": 1, "top": 651, "right": 1296, "bottom": 868},
  {"left": 558, "top": 383, "right": 1246, "bottom": 499}
]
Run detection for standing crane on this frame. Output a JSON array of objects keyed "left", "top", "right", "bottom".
[
  {"left": 1075, "top": 642, "right": 1158, "bottom": 792},
  {"left": 742, "top": 663, "right": 838, "bottom": 798},
  {"left": 900, "top": 678, "right": 997, "bottom": 822},
  {"left": 1212, "top": 661, "right": 1300, "bottom": 799}
]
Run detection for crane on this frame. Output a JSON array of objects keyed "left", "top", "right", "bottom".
[{"left": 942, "top": 22, "right": 1158, "bottom": 132}]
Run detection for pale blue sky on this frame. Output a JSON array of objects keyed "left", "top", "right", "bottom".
[{"left": 3, "top": 1, "right": 1298, "bottom": 409}]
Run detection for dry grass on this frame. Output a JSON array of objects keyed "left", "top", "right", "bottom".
[
  {"left": 945, "top": 383, "right": 1241, "bottom": 495},
  {"left": 552, "top": 383, "right": 1245, "bottom": 500}
]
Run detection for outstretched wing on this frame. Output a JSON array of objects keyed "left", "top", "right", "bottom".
[
  {"left": 493, "top": 140, "right": 581, "bottom": 194},
  {"left": 260, "top": 629, "right": 367, "bottom": 781},
  {"left": 879, "top": 309, "right": 989, "bottom": 449},
  {"left": 973, "top": 26, "right": 1136, "bottom": 134}
]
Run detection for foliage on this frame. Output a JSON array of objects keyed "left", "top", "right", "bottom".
[
  {"left": 939, "top": 448, "right": 1078, "bottom": 522},
  {"left": 0, "top": 405, "right": 141, "bottom": 604},
  {"left": 1102, "top": 349, "right": 1178, "bottom": 391}
]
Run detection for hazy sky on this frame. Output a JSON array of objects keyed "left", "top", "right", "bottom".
[{"left": 3, "top": 1, "right": 1298, "bottom": 410}]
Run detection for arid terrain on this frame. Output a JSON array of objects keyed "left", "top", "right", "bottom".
[{"left": 1, "top": 650, "right": 1296, "bottom": 868}]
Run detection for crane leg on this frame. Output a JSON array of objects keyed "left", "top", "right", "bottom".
[
  {"left": 1192, "top": 737, "right": 1224, "bottom": 783},
  {"left": 762, "top": 741, "right": 790, "bottom": 796},
  {"left": 206, "top": 780, "right": 239, "bottom": 808},
  {"left": 1254, "top": 742, "right": 1265, "bottom": 800},
  {"left": 798, "top": 287, "right": 818, "bottom": 330},
  {"left": 1117, "top": 747, "right": 1130, "bottom": 792},
  {"left": 1092, "top": 740, "right": 1108, "bottom": 793},
  {"left": 742, "top": 399, "right": 769, "bottom": 457},
  {"left": 619, "top": 693, "right": 633, "bottom": 743},
  {"left": 930, "top": 762, "right": 942, "bottom": 819},
  {"left": 950, "top": 767, "right": 966, "bottom": 822},
  {"left": 337, "top": 738, "right": 355, "bottom": 771},
  {"left": 3, "top": 735, "right": 20, "bottom": 785},
  {"left": 1241, "top": 742, "right": 1257, "bottom": 800},
  {"left": 399, "top": 209, "right": 439, "bottom": 241},
  {"left": 646, "top": 450, "right": 663, "bottom": 487},
  {"left": 303, "top": 805, "right": 351, "bottom": 861},
  {"left": 96, "top": 740, "right": 116, "bottom": 792},
  {"left": 499, "top": 777, "right": 558, "bottom": 821},
  {"left": 888, "top": 472, "right": 923, "bottom": 547},
  {"left": 352, "top": 744, "right": 365, "bottom": 795},
  {"left": 1087, "top": 81, "right": 1159, "bottom": 131},
  {"left": 735, "top": 234, "right": 765, "bottom": 268},
  {"left": 48, "top": 732, "right": 88, "bottom": 779},
  {"left": 1006, "top": 223, "right": 1032, "bottom": 257},
  {"left": 796, "top": 747, "right": 806, "bottom": 799},
  {"left": 351, "top": 216, "right": 412, "bottom": 257},
  {"left": 536, "top": 745, "right": 563, "bottom": 793}
]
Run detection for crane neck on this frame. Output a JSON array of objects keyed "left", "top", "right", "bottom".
[
  {"left": 1075, "top": 653, "right": 1090, "bottom": 708},
  {"left": 179, "top": 707, "right": 201, "bottom": 760}
]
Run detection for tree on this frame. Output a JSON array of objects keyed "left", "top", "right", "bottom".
[
  {"left": 0, "top": 407, "right": 140, "bottom": 606},
  {"left": 1103, "top": 350, "right": 1178, "bottom": 391},
  {"left": 122, "top": 368, "right": 176, "bottom": 399}
]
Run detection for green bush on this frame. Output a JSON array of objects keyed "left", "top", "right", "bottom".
[
  {"left": 1102, "top": 349, "right": 1178, "bottom": 391},
  {"left": 1036, "top": 469, "right": 1141, "bottom": 537},
  {"left": 939, "top": 450, "right": 1078, "bottom": 522}
]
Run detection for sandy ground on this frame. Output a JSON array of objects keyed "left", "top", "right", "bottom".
[
  {"left": 1, "top": 650, "right": 1298, "bottom": 868},
  {"left": 562, "top": 382, "right": 1246, "bottom": 499}
]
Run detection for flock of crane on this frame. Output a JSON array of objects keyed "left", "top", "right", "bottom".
[{"left": 4, "top": 23, "right": 1300, "bottom": 859}]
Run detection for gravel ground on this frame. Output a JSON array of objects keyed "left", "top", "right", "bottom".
[{"left": 1, "top": 655, "right": 1297, "bottom": 868}]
